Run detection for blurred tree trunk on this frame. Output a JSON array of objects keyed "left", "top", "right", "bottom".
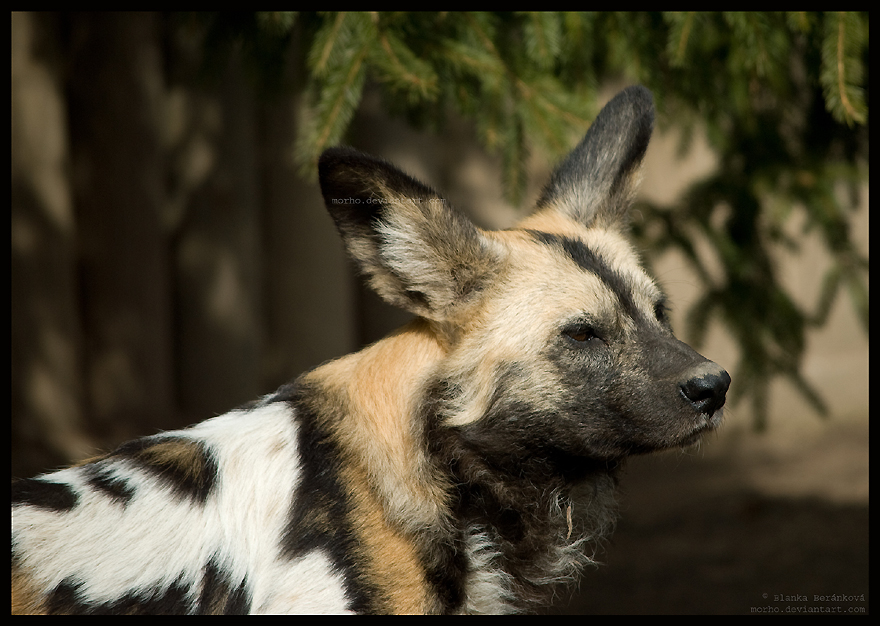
[
  {"left": 11, "top": 13, "right": 90, "bottom": 475},
  {"left": 67, "top": 13, "right": 173, "bottom": 440},
  {"left": 173, "top": 54, "right": 263, "bottom": 418},
  {"left": 259, "top": 26, "right": 356, "bottom": 390}
]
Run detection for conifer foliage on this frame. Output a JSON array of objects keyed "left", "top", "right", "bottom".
[{"left": 227, "top": 11, "right": 868, "bottom": 428}]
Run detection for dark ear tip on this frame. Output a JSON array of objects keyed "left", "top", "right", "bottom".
[
  {"left": 614, "top": 84, "right": 654, "bottom": 112},
  {"left": 533, "top": 85, "right": 655, "bottom": 223},
  {"left": 621, "top": 84, "right": 653, "bottom": 105},
  {"left": 611, "top": 85, "right": 655, "bottom": 134},
  {"left": 318, "top": 147, "right": 389, "bottom": 205},
  {"left": 318, "top": 146, "right": 368, "bottom": 180}
]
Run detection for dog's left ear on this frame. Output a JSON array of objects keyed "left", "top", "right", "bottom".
[
  {"left": 319, "top": 147, "right": 504, "bottom": 323},
  {"left": 536, "top": 85, "right": 654, "bottom": 230}
]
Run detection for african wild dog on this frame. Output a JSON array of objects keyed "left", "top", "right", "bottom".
[{"left": 12, "top": 85, "right": 730, "bottom": 614}]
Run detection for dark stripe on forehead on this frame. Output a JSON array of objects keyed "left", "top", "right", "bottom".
[{"left": 525, "top": 229, "right": 644, "bottom": 321}]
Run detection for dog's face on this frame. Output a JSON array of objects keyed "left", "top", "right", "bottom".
[
  {"left": 319, "top": 86, "right": 729, "bottom": 471},
  {"left": 441, "top": 220, "right": 728, "bottom": 466}
]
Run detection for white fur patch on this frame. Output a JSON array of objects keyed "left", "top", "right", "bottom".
[
  {"left": 461, "top": 528, "right": 515, "bottom": 614},
  {"left": 12, "top": 401, "right": 353, "bottom": 613},
  {"left": 252, "top": 550, "right": 351, "bottom": 614}
]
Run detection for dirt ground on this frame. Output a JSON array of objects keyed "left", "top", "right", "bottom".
[{"left": 543, "top": 414, "right": 869, "bottom": 615}]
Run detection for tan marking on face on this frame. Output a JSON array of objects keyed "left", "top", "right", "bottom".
[
  {"left": 514, "top": 209, "right": 663, "bottom": 329},
  {"left": 436, "top": 220, "right": 662, "bottom": 429},
  {"left": 516, "top": 206, "right": 588, "bottom": 236}
]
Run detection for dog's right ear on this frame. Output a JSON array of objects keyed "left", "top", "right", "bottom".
[
  {"left": 535, "top": 85, "right": 655, "bottom": 231},
  {"left": 319, "top": 147, "right": 504, "bottom": 323}
]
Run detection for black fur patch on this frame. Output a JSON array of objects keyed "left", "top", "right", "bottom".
[
  {"left": 198, "top": 559, "right": 251, "bottom": 614},
  {"left": 109, "top": 436, "right": 218, "bottom": 504},
  {"left": 418, "top": 528, "right": 468, "bottom": 614},
  {"left": 421, "top": 375, "right": 617, "bottom": 609},
  {"left": 278, "top": 382, "right": 381, "bottom": 614},
  {"left": 46, "top": 576, "right": 191, "bottom": 614},
  {"left": 40, "top": 560, "right": 251, "bottom": 614},
  {"left": 83, "top": 464, "right": 137, "bottom": 505},
  {"left": 11, "top": 477, "right": 78, "bottom": 512}
]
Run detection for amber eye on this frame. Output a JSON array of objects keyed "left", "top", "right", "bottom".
[{"left": 563, "top": 323, "right": 600, "bottom": 345}]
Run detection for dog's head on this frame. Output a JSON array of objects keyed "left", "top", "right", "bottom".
[{"left": 318, "top": 86, "right": 729, "bottom": 467}]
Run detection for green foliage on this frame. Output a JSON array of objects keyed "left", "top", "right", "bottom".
[
  {"left": 197, "top": 12, "right": 868, "bottom": 430},
  {"left": 293, "top": 12, "right": 601, "bottom": 199},
  {"left": 820, "top": 12, "right": 868, "bottom": 127}
]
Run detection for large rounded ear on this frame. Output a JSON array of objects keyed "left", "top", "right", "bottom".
[
  {"left": 319, "top": 147, "right": 503, "bottom": 322},
  {"left": 536, "top": 85, "right": 655, "bottom": 230}
]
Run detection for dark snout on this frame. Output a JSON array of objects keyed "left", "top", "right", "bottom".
[
  {"left": 679, "top": 361, "right": 731, "bottom": 416},
  {"left": 633, "top": 334, "right": 731, "bottom": 446},
  {"left": 588, "top": 332, "right": 732, "bottom": 457},
  {"left": 642, "top": 334, "right": 730, "bottom": 420}
]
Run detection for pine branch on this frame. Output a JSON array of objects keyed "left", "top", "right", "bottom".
[
  {"left": 820, "top": 12, "right": 868, "bottom": 126},
  {"left": 522, "top": 11, "right": 562, "bottom": 71},
  {"left": 665, "top": 12, "right": 697, "bottom": 67},
  {"left": 309, "top": 12, "right": 350, "bottom": 77},
  {"left": 297, "top": 13, "right": 372, "bottom": 176},
  {"left": 371, "top": 29, "right": 439, "bottom": 103}
]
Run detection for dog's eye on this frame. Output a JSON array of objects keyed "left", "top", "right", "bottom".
[
  {"left": 654, "top": 300, "right": 669, "bottom": 324},
  {"left": 563, "top": 324, "right": 601, "bottom": 345}
]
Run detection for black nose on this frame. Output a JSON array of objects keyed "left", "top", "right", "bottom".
[{"left": 679, "top": 363, "right": 731, "bottom": 415}]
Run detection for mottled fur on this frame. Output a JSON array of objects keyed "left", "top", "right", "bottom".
[{"left": 12, "top": 86, "right": 729, "bottom": 614}]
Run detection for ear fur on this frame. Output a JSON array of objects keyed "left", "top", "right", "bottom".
[
  {"left": 536, "top": 85, "right": 654, "bottom": 230},
  {"left": 319, "top": 147, "right": 503, "bottom": 322}
]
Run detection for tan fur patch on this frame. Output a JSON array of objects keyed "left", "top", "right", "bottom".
[
  {"left": 11, "top": 563, "right": 47, "bottom": 615},
  {"left": 133, "top": 439, "right": 206, "bottom": 477},
  {"left": 339, "top": 460, "right": 434, "bottom": 614},
  {"left": 305, "top": 319, "right": 451, "bottom": 530},
  {"left": 300, "top": 319, "right": 453, "bottom": 611},
  {"left": 516, "top": 207, "right": 588, "bottom": 237}
]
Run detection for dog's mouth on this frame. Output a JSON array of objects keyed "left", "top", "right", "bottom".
[
  {"left": 677, "top": 411, "right": 724, "bottom": 448},
  {"left": 678, "top": 428, "right": 709, "bottom": 449}
]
